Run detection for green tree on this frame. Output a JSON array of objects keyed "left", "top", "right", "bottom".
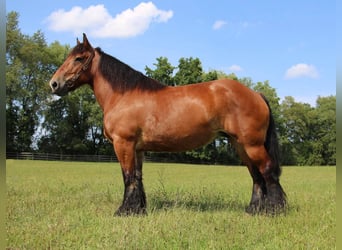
[
  {"left": 280, "top": 96, "right": 316, "bottom": 165},
  {"left": 39, "top": 87, "right": 92, "bottom": 154},
  {"left": 6, "top": 12, "right": 68, "bottom": 152},
  {"left": 202, "top": 70, "right": 218, "bottom": 82},
  {"left": 311, "top": 96, "right": 336, "bottom": 165},
  {"left": 6, "top": 12, "right": 22, "bottom": 62},
  {"left": 1, "top": 20, "right": 107, "bottom": 156},
  {"left": 174, "top": 57, "right": 203, "bottom": 85},
  {"left": 280, "top": 96, "right": 336, "bottom": 165},
  {"left": 6, "top": 11, "right": 24, "bottom": 152},
  {"left": 145, "top": 57, "right": 175, "bottom": 86},
  {"left": 39, "top": 85, "right": 113, "bottom": 155},
  {"left": 238, "top": 77, "right": 254, "bottom": 88}
]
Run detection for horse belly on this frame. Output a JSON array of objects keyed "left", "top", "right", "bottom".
[
  {"left": 139, "top": 134, "right": 217, "bottom": 152},
  {"left": 138, "top": 121, "right": 218, "bottom": 152},
  {"left": 135, "top": 86, "right": 221, "bottom": 152}
]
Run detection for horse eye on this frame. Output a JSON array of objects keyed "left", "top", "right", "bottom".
[{"left": 75, "top": 57, "right": 84, "bottom": 62}]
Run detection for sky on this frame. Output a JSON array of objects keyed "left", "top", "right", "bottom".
[{"left": 6, "top": 0, "right": 336, "bottom": 106}]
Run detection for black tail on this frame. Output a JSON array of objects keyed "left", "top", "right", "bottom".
[{"left": 260, "top": 94, "right": 282, "bottom": 179}]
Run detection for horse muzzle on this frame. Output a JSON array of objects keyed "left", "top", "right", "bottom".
[{"left": 49, "top": 80, "right": 69, "bottom": 96}]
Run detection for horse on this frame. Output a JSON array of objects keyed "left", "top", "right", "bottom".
[{"left": 49, "top": 33, "right": 286, "bottom": 216}]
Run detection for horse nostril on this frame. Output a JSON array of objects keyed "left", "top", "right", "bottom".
[{"left": 51, "top": 81, "right": 58, "bottom": 90}]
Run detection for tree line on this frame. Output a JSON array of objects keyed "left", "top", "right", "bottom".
[{"left": 6, "top": 12, "right": 336, "bottom": 165}]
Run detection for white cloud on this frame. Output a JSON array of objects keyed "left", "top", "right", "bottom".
[
  {"left": 228, "top": 64, "right": 243, "bottom": 72},
  {"left": 46, "top": 2, "right": 173, "bottom": 38},
  {"left": 213, "top": 20, "right": 227, "bottom": 30},
  {"left": 285, "top": 63, "right": 319, "bottom": 79}
]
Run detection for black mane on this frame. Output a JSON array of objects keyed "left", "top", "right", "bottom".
[{"left": 95, "top": 48, "right": 166, "bottom": 92}]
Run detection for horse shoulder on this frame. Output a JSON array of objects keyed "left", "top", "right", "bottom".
[{"left": 102, "top": 95, "right": 142, "bottom": 143}]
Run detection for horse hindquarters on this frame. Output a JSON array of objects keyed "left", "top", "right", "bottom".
[
  {"left": 223, "top": 90, "right": 286, "bottom": 215},
  {"left": 243, "top": 144, "right": 286, "bottom": 214},
  {"left": 243, "top": 97, "right": 286, "bottom": 215}
]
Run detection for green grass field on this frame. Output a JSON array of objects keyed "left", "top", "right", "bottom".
[{"left": 6, "top": 160, "right": 336, "bottom": 249}]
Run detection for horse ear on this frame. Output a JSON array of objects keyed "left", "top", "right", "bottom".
[
  {"left": 76, "top": 38, "right": 80, "bottom": 45},
  {"left": 82, "top": 33, "right": 92, "bottom": 48}
]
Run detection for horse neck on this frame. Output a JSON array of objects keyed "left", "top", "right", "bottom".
[
  {"left": 91, "top": 76, "right": 116, "bottom": 112},
  {"left": 89, "top": 49, "right": 166, "bottom": 111},
  {"left": 90, "top": 52, "right": 121, "bottom": 112}
]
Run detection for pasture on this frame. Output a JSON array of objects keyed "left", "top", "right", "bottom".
[{"left": 6, "top": 160, "right": 335, "bottom": 249}]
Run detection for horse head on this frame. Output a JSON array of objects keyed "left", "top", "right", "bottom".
[{"left": 49, "top": 33, "right": 95, "bottom": 96}]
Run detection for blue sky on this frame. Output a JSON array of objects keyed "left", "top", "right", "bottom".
[{"left": 7, "top": 1, "right": 335, "bottom": 106}]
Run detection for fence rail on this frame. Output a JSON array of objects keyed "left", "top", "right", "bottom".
[
  {"left": 5, "top": 152, "right": 179, "bottom": 164},
  {"left": 6, "top": 152, "right": 233, "bottom": 165},
  {"left": 6, "top": 152, "right": 119, "bottom": 162}
]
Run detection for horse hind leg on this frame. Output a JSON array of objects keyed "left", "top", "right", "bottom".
[
  {"left": 231, "top": 141, "right": 267, "bottom": 214},
  {"left": 244, "top": 145, "right": 287, "bottom": 215}
]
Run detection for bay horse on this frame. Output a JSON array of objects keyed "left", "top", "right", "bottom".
[{"left": 49, "top": 33, "right": 286, "bottom": 216}]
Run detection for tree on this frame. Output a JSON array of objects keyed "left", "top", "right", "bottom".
[
  {"left": 202, "top": 70, "right": 218, "bottom": 82},
  {"left": 173, "top": 57, "right": 203, "bottom": 85},
  {"left": 238, "top": 77, "right": 254, "bottom": 88},
  {"left": 311, "top": 96, "right": 336, "bottom": 165},
  {"left": 145, "top": 57, "right": 175, "bottom": 86},
  {"left": 3, "top": 13, "right": 110, "bottom": 156},
  {"left": 279, "top": 96, "right": 336, "bottom": 165},
  {"left": 39, "top": 85, "right": 114, "bottom": 155},
  {"left": 280, "top": 96, "right": 316, "bottom": 165},
  {"left": 6, "top": 12, "right": 69, "bottom": 152},
  {"left": 40, "top": 87, "right": 89, "bottom": 154},
  {"left": 6, "top": 11, "right": 24, "bottom": 152}
]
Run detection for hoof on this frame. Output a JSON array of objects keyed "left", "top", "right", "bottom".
[
  {"left": 265, "top": 182, "right": 287, "bottom": 215},
  {"left": 264, "top": 199, "right": 287, "bottom": 215},
  {"left": 115, "top": 179, "right": 147, "bottom": 216},
  {"left": 114, "top": 206, "right": 147, "bottom": 217},
  {"left": 246, "top": 200, "right": 287, "bottom": 216},
  {"left": 245, "top": 202, "right": 265, "bottom": 215}
]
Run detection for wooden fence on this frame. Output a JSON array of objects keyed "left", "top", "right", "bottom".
[
  {"left": 6, "top": 152, "right": 118, "bottom": 162},
  {"left": 6, "top": 152, "right": 235, "bottom": 165}
]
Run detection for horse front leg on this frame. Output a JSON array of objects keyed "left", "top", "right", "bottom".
[
  {"left": 232, "top": 141, "right": 267, "bottom": 214},
  {"left": 113, "top": 140, "right": 147, "bottom": 216}
]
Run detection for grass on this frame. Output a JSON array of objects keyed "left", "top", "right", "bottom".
[{"left": 6, "top": 160, "right": 336, "bottom": 249}]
